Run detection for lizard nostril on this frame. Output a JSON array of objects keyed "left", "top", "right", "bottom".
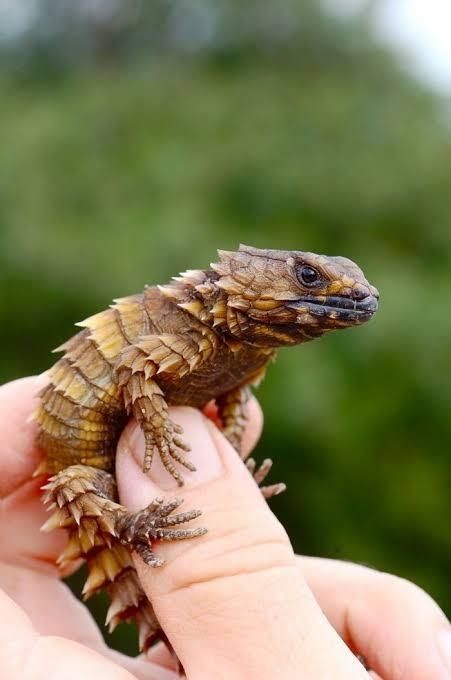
[{"left": 351, "top": 286, "right": 368, "bottom": 302}]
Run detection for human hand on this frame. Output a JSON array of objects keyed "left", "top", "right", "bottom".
[{"left": 1, "top": 376, "right": 450, "bottom": 679}]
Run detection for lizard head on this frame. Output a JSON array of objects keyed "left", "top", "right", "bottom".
[{"left": 209, "top": 244, "right": 379, "bottom": 346}]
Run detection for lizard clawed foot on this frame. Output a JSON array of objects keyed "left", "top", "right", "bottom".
[
  {"left": 143, "top": 421, "right": 195, "bottom": 486},
  {"left": 246, "top": 458, "right": 286, "bottom": 499},
  {"left": 117, "top": 497, "right": 207, "bottom": 566}
]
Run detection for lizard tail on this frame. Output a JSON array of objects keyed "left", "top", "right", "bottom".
[{"left": 39, "top": 464, "right": 177, "bottom": 654}]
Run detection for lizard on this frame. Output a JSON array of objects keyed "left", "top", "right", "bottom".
[{"left": 33, "top": 244, "right": 379, "bottom": 654}]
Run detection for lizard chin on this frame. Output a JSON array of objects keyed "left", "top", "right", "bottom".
[{"left": 288, "top": 294, "right": 379, "bottom": 326}]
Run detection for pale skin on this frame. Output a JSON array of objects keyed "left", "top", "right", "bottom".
[{"left": 1, "top": 377, "right": 451, "bottom": 679}]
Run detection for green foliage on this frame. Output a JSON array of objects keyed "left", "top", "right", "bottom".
[{"left": 1, "top": 2, "right": 451, "bottom": 652}]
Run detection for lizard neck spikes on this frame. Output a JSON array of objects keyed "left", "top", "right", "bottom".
[
  {"left": 158, "top": 269, "right": 215, "bottom": 326},
  {"left": 158, "top": 268, "right": 208, "bottom": 302},
  {"left": 156, "top": 260, "right": 245, "bottom": 339}
]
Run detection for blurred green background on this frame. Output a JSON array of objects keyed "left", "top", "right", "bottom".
[{"left": 1, "top": 0, "right": 450, "bottom": 655}]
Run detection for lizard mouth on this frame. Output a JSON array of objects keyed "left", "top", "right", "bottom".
[{"left": 288, "top": 294, "right": 379, "bottom": 324}]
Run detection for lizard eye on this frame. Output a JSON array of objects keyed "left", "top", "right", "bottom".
[{"left": 297, "top": 265, "right": 320, "bottom": 287}]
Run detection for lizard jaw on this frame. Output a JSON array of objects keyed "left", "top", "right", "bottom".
[{"left": 287, "top": 294, "right": 379, "bottom": 325}]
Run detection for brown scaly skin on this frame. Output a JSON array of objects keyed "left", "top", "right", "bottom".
[{"left": 34, "top": 244, "right": 379, "bottom": 655}]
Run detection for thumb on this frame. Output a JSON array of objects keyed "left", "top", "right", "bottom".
[{"left": 116, "top": 407, "right": 367, "bottom": 680}]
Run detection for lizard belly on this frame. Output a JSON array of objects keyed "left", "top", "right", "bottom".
[{"left": 159, "top": 344, "right": 272, "bottom": 408}]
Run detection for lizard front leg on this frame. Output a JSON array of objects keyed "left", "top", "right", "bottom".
[
  {"left": 216, "top": 386, "right": 286, "bottom": 499},
  {"left": 116, "top": 332, "right": 214, "bottom": 485},
  {"left": 125, "top": 374, "right": 195, "bottom": 486}
]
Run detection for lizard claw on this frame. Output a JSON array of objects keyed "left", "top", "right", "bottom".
[
  {"left": 143, "top": 420, "right": 195, "bottom": 485},
  {"left": 117, "top": 497, "right": 207, "bottom": 565},
  {"left": 246, "top": 457, "right": 286, "bottom": 499}
]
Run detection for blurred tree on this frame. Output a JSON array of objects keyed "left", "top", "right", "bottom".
[
  {"left": 1, "top": 0, "right": 450, "bottom": 654},
  {"left": 1, "top": 0, "right": 380, "bottom": 72}
]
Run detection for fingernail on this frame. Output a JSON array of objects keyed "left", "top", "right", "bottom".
[
  {"left": 436, "top": 629, "right": 451, "bottom": 675},
  {"left": 127, "top": 407, "right": 223, "bottom": 491}
]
